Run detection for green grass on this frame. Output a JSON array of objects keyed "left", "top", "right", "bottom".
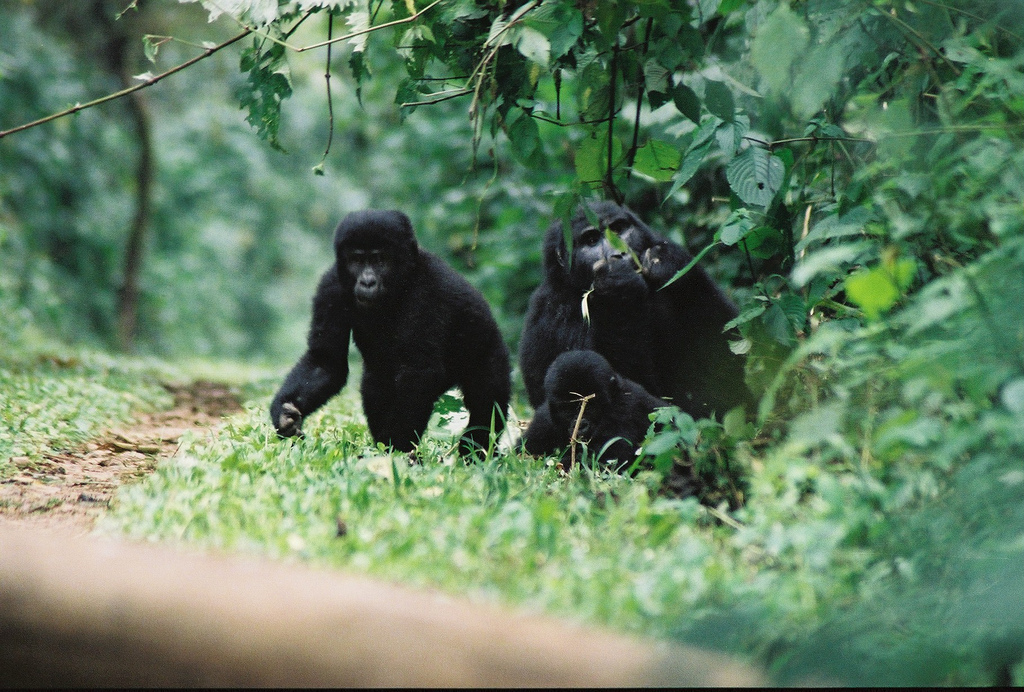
[
  {"left": 5, "top": 327, "right": 1022, "bottom": 685},
  {"left": 102, "top": 386, "right": 732, "bottom": 637},
  {"left": 0, "top": 348, "right": 173, "bottom": 476}
]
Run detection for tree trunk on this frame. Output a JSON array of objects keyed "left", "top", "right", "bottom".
[
  {"left": 115, "top": 75, "right": 153, "bottom": 352},
  {"left": 0, "top": 526, "right": 765, "bottom": 687}
]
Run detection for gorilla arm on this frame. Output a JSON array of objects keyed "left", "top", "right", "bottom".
[
  {"left": 520, "top": 401, "right": 564, "bottom": 457},
  {"left": 270, "top": 268, "right": 352, "bottom": 437},
  {"left": 641, "top": 240, "right": 753, "bottom": 416},
  {"left": 586, "top": 255, "right": 659, "bottom": 393}
]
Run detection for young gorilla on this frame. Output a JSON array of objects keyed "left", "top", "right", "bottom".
[
  {"left": 519, "top": 201, "right": 752, "bottom": 420},
  {"left": 522, "top": 350, "right": 666, "bottom": 465},
  {"left": 270, "top": 210, "right": 511, "bottom": 456}
]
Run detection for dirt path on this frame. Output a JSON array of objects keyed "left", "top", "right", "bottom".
[{"left": 0, "top": 381, "right": 242, "bottom": 534}]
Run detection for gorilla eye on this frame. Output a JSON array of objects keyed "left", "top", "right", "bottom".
[{"left": 579, "top": 229, "right": 601, "bottom": 247}]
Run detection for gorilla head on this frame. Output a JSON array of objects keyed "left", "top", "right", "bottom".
[
  {"left": 522, "top": 349, "right": 667, "bottom": 465},
  {"left": 543, "top": 201, "right": 654, "bottom": 293},
  {"left": 542, "top": 349, "right": 619, "bottom": 439},
  {"left": 334, "top": 209, "right": 418, "bottom": 308}
]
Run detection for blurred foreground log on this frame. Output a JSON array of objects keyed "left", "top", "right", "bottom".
[{"left": 0, "top": 526, "right": 762, "bottom": 687}]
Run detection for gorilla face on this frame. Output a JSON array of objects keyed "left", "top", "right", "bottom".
[
  {"left": 544, "top": 349, "right": 618, "bottom": 429},
  {"left": 344, "top": 248, "right": 393, "bottom": 307},
  {"left": 335, "top": 210, "right": 416, "bottom": 308},
  {"left": 558, "top": 202, "right": 652, "bottom": 292}
]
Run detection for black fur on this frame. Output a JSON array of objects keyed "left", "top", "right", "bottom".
[
  {"left": 271, "top": 210, "right": 511, "bottom": 455},
  {"left": 519, "top": 201, "right": 751, "bottom": 419},
  {"left": 522, "top": 350, "right": 666, "bottom": 465}
]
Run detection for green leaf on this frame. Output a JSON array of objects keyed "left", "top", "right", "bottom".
[
  {"left": 507, "top": 111, "right": 541, "bottom": 164},
  {"left": 575, "top": 134, "right": 622, "bottom": 187},
  {"left": 632, "top": 139, "right": 681, "bottom": 182},
  {"left": 717, "top": 0, "right": 746, "bottom": 15},
  {"left": 791, "top": 241, "right": 874, "bottom": 287},
  {"left": 796, "top": 207, "right": 873, "bottom": 253},
  {"left": 844, "top": 257, "right": 917, "bottom": 320},
  {"left": 725, "top": 146, "right": 784, "bottom": 207},
  {"left": 514, "top": 26, "right": 551, "bottom": 67},
  {"left": 777, "top": 292, "right": 808, "bottom": 333},
  {"left": 643, "top": 59, "right": 670, "bottom": 95},
  {"left": 671, "top": 83, "right": 701, "bottom": 123},
  {"left": 844, "top": 266, "right": 899, "bottom": 320},
  {"left": 720, "top": 210, "right": 756, "bottom": 246},
  {"left": 666, "top": 139, "right": 711, "bottom": 198},
  {"left": 743, "top": 225, "right": 786, "bottom": 259},
  {"left": 763, "top": 302, "right": 797, "bottom": 346},
  {"left": 236, "top": 40, "right": 293, "bottom": 151},
  {"left": 704, "top": 80, "right": 734, "bottom": 122},
  {"left": 750, "top": 4, "right": 810, "bottom": 94},
  {"left": 793, "top": 41, "right": 846, "bottom": 119},
  {"left": 143, "top": 35, "right": 161, "bottom": 63},
  {"left": 522, "top": 3, "right": 584, "bottom": 60}
]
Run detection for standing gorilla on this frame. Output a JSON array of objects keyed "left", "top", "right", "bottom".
[
  {"left": 523, "top": 350, "right": 666, "bottom": 465},
  {"left": 271, "top": 209, "right": 511, "bottom": 455},
  {"left": 519, "top": 201, "right": 751, "bottom": 419}
]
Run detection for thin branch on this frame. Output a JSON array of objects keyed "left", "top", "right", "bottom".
[
  {"left": 0, "top": 30, "right": 252, "bottom": 141},
  {"left": 626, "top": 18, "right": 654, "bottom": 174},
  {"left": 569, "top": 393, "right": 596, "bottom": 468},
  {"left": 605, "top": 42, "right": 620, "bottom": 202},
  {"left": 318, "top": 13, "right": 336, "bottom": 165},
  {"left": 296, "top": 0, "right": 443, "bottom": 52},
  {"left": 400, "top": 88, "right": 474, "bottom": 107},
  {"left": 743, "top": 134, "right": 875, "bottom": 149},
  {"left": 703, "top": 504, "right": 745, "bottom": 531}
]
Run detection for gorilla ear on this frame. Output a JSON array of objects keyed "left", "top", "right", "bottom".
[
  {"left": 556, "top": 223, "right": 571, "bottom": 270},
  {"left": 608, "top": 373, "right": 620, "bottom": 393}
]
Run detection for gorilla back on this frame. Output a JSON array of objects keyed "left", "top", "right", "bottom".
[{"left": 271, "top": 209, "right": 510, "bottom": 455}]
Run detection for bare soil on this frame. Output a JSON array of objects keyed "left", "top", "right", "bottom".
[{"left": 0, "top": 381, "right": 242, "bottom": 534}]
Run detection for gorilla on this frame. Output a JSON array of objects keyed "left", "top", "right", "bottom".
[
  {"left": 519, "top": 201, "right": 751, "bottom": 420},
  {"left": 522, "top": 350, "right": 666, "bottom": 465},
  {"left": 270, "top": 209, "right": 511, "bottom": 456}
]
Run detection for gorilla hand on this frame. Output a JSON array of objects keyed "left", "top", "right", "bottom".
[
  {"left": 592, "top": 253, "right": 646, "bottom": 297},
  {"left": 276, "top": 402, "right": 305, "bottom": 439},
  {"left": 641, "top": 242, "right": 689, "bottom": 288}
]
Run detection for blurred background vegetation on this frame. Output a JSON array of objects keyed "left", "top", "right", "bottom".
[{"left": 2, "top": 0, "right": 1023, "bottom": 684}]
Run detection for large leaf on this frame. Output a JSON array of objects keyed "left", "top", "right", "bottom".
[
  {"left": 750, "top": 4, "right": 809, "bottom": 94},
  {"left": 793, "top": 41, "right": 846, "bottom": 119},
  {"left": 671, "top": 83, "right": 701, "bottom": 123},
  {"left": 725, "top": 146, "right": 784, "bottom": 207},
  {"left": 704, "top": 80, "right": 734, "bottom": 122},
  {"left": 522, "top": 2, "right": 583, "bottom": 60},
  {"left": 845, "top": 257, "right": 917, "bottom": 320},
  {"left": 666, "top": 139, "right": 711, "bottom": 198},
  {"left": 513, "top": 26, "right": 551, "bottom": 67},
  {"left": 632, "top": 139, "right": 681, "bottom": 182},
  {"left": 575, "top": 134, "right": 623, "bottom": 187}
]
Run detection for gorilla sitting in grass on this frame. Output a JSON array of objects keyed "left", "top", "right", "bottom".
[{"left": 522, "top": 350, "right": 666, "bottom": 466}]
